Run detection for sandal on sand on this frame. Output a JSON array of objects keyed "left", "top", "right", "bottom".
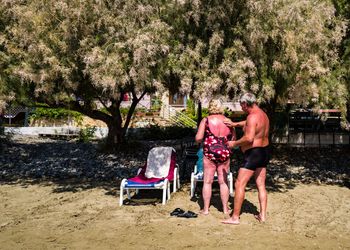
[
  {"left": 170, "top": 208, "right": 185, "bottom": 216},
  {"left": 254, "top": 214, "right": 266, "bottom": 223},
  {"left": 177, "top": 211, "right": 198, "bottom": 218}
]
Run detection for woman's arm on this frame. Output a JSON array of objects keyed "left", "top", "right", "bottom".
[{"left": 195, "top": 118, "right": 207, "bottom": 144}]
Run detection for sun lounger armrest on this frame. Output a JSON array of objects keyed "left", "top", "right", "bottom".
[{"left": 193, "top": 165, "right": 197, "bottom": 174}]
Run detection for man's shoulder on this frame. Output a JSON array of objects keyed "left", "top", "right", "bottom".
[
  {"left": 249, "top": 109, "right": 267, "bottom": 117},
  {"left": 247, "top": 112, "right": 259, "bottom": 119}
]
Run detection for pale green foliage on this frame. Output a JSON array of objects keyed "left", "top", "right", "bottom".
[
  {"left": 172, "top": 0, "right": 347, "bottom": 118},
  {"left": 1, "top": 0, "right": 172, "bottom": 143},
  {"left": 223, "top": 0, "right": 347, "bottom": 110},
  {"left": 4, "top": 0, "right": 170, "bottom": 100},
  {"left": 0, "top": 2, "right": 14, "bottom": 112},
  {"left": 1, "top": 0, "right": 349, "bottom": 136},
  {"left": 168, "top": 0, "right": 244, "bottom": 100},
  {"left": 333, "top": 0, "right": 350, "bottom": 123},
  {"left": 171, "top": 34, "right": 224, "bottom": 99}
]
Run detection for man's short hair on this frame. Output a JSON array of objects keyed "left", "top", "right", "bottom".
[{"left": 239, "top": 93, "right": 256, "bottom": 106}]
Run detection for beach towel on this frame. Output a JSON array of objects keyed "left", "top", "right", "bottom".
[{"left": 144, "top": 147, "right": 173, "bottom": 178}]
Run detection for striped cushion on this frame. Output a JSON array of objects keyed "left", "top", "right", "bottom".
[{"left": 125, "top": 180, "right": 164, "bottom": 188}]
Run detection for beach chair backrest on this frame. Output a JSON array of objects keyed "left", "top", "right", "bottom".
[{"left": 145, "top": 147, "right": 175, "bottom": 179}]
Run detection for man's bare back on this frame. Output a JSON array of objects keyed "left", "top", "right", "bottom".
[{"left": 241, "top": 107, "right": 269, "bottom": 152}]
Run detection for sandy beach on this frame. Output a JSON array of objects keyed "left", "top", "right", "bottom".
[
  {"left": 0, "top": 182, "right": 349, "bottom": 250},
  {"left": 0, "top": 137, "right": 349, "bottom": 249}
]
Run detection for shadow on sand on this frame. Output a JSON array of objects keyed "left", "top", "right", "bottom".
[{"left": 0, "top": 138, "right": 349, "bottom": 206}]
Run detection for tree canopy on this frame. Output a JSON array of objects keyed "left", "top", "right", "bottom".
[
  {"left": 1, "top": 0, "right": 172, "bottom": 145},
  {"left": 1, "top": 0, "right": 349, "bottom": 145},
  {"left": 170, "top": 0, "right": 347, "bottom": 117}
]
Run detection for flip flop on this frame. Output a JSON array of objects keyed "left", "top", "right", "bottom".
[
  {"left": 254, "top": 214, "right": 266, "bottom": 223},
  {"left": 170, "top": 208, "right": 185, "bottom": 216},
  {"left": 177, "top": 210, "right": 198, "bottom": 218}
]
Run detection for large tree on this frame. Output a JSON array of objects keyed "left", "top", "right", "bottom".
[
  {"left": 333, "top": 0, "right": 350, "bottom": 126},
  {"left": 166, "top": 0, "right": 248, "bottom": 124},
  {"left": 171, "top": 0, "right": 347, "bottom": 128},
  {"left": 0, "top": 2, "right": 17, "bottom": 112},
  {"left": 220, "top": 0, "right": 347, "bottom": 121},
  {"left": 1, "top": 0, "right": 348, "bottom": 141},
  {"left": 1, "top": 0, "right": 171, "bottom": 146}
]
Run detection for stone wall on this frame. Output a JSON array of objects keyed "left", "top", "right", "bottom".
[{"left": 30, "top": 116, "right": 107, "bottom": 128}]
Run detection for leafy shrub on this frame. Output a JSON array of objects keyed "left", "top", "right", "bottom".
[
  {"left": 186, "top": 99, "right": 196, "bottom": 117},
  {"left": 151, "top": 98, "right": 162, "bottom": 111},
  {"left": 30, "top": 107, "right": 83, "bottom": 124},
  {"left": 184, "top": 108, "right": 209, "bottom": 121},
  {"left": 78, "top": 126, "right": 97, "bottom": 142}
]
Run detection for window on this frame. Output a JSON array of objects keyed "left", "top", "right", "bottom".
[{"left": 169, "top": 93, "right": 185, "bottom": 106}]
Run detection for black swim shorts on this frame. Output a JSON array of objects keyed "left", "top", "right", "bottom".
[{"left": 242, "top": 146, "right": 270, "bottom": 170}]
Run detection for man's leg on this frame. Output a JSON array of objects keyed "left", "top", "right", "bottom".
[
  {"left": 201, "top": 157, "right": 216, "bottom": 215},
  {"left": 217, "top": 160, "right": 230, "bottom": 214},
  {"left": 254, "top": 167, "right": 267, "bottom": 222},
  {"left": 222, "top": 167, "right": 254, "bottom": 224}
]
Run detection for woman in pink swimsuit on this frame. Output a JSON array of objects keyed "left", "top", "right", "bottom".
[{"left": 195, "top": 99, "right": 236, "bottom": 215}]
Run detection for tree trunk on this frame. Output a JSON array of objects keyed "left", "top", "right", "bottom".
[
  {"left": 347, "top": 101, "right": 350, "bottom": 124},
  {"left": 264, "top": 99, "right": 277, "bottom": 144},
  {"left": 104, "top": 96, "right": 142, "bottom": 150},
  {"left": 197, "top": 101, "right": 202, "bottom": 127},
  {"left": 105, "top": 119, "right": 124, "bottom": 149}
]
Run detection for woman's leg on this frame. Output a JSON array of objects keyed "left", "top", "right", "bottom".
[
  {"left": 217, "top": 160, "right": 230, "bottom": 214},
  {"left": 201, "top": 156, "right": 216, "bottom": 214}
]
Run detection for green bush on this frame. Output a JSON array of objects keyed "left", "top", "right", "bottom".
[
  {"left": 151, "top": 98, "right": 162, "bottom": 111},
  {"left": 186, "top": 99, "right": 196, "bottom": 117},
  {"left": 184, "top": 107, "right": 209, "bottom": 121},
  {"left": 78, "top": 126, "right": 97, "bottom": 142},
  {"left": 30, "top": 107, "right": 83, "bottom": 124}
]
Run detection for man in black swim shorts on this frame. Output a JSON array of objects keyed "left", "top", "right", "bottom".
[
  {"left": 222, "top": 93, "right": 270, "bottom": 225},
  {"left": 243, "top": 146, "right": 270, "bottom": 170}
]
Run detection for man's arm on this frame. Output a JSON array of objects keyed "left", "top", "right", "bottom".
[
  {"left": 230, "top": 127, "right": 236, "bottom": 141},
  {"left": 227, "top": 114, "right": 257, "bottom": 148},
  {"left": 223, "top": 118, "right": 246, "bottom": 128}
]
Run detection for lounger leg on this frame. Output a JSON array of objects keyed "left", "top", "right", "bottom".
[
  {"left": 177, "top": 165, "right": 181, "bottom": 190},
  {"left": 127, "top": 189, "right": 131, "bottom": 199},
  {"left": 119, "top": 187, "right": 124, "bottom": 206},
  {"left": 167, "top": 181, "right": 171, "bottom": 200},
  {"left": 190, "top": 173, "right": 195, "bottom": 197},
  {"left": 173, "top": 168, "right": 177, "bottom": 193},
  {"left": 162, "top": 180, "right": 168, "bottom": 205},
  {"left": 229, "top": 172, "right": 234, "bottom": 197},
  {"left": 119, "top": 179, "right": 127, "bottom": 206}
]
